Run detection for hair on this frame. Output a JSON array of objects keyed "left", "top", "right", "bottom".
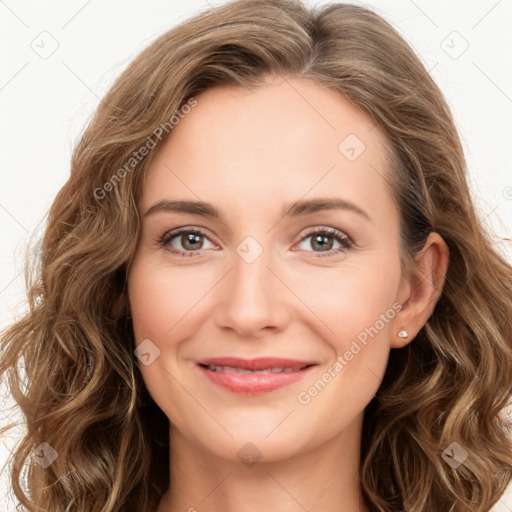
[{"left": 1, "top": 0, "right": 511, "bottom": 510}]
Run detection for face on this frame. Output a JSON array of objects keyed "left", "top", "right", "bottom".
[{"left": 128, "top": 75, "right": 407, "bottom": 463}]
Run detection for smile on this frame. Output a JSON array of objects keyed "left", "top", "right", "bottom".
[{"left": 196, "top": 357, "right": 317, "bottom": 394}]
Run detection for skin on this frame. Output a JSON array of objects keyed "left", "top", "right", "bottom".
[{"left": 127, "top": 75, "right": 449, "bottom": 512}]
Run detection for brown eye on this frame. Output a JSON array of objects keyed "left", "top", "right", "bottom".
[
  {"left": 159, "top": 227, "right": 215, "bottom": 257},
  {"left": 296, "top": 227, "right": 353, "bottom": 257},
  {"left": 178, "top": 232, "right": 204, "bottom": 250}
]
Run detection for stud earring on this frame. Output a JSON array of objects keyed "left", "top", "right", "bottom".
[{"left": 397, "top": 329, "right": 408, "bottom": 338}]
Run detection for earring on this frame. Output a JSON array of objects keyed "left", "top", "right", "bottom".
[{"left": 397, "top": 329, "right": 408, "bottom": 338}]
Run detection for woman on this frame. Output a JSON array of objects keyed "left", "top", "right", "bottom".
[{"left": 1, "top": 0, "right": 511, "bottom": 511}]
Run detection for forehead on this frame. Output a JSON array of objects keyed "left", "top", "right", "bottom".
[{"left": 141, "top": 77, "right": 395, "bottom": 223}]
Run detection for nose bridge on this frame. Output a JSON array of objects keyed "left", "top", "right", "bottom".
[
  {"left": 215, "top": 233, "right": 288, "bottom": 335},
  {"left": 231, "top": 233, "right": 276, "bottom": 308}
]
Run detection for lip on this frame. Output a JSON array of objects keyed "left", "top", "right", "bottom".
[
  {"left": 196, "top": 357, "right": 317, "bottom": 395},
  {"left": 197, "top": 357, "right": 315, "bottom": 371}
]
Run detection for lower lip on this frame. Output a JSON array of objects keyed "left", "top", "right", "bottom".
[{"left": 198, "top": 364, "right": 316, "bottom": 395}]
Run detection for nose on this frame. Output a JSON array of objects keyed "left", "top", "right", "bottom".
[{"left": 212, "top": 238, "right": 291, "bottom": 339}]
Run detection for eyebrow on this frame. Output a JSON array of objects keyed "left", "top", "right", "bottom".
[{"left": 144, "top": 197, "right": 371, "bottom": 222}]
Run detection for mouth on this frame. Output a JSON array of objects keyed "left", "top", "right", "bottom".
[{"left": 196, "top": 357, "right": 317, "bottom": 395}]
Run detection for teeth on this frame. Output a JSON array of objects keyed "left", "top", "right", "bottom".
[{"left": 205, "top": 365, "right": 299, "bottom": 374}]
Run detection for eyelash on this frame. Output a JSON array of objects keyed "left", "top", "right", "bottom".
[{"left": 156, "top": 226, "right": 354, "bottom": 258}]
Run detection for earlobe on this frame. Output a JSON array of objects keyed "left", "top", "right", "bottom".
[{"left": 390, "top": 232, "right": 449, "bottom": 349}]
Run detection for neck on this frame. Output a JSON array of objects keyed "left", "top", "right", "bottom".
[{"left": 157, "top": 413, "right": 369, "bottom": 512}]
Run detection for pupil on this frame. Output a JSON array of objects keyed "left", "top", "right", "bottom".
[
  {"left": 184, "top": 233, "right": 201, "bottom": 250},
  {"left": 314, "top": 234, "right": 332, "bottom": 251}
]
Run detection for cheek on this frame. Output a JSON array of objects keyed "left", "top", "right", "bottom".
[
  {"left": 293, "top": 268, "right": 400, "bottom": 426},
  {"left": 127, "top": 260, "right": 203, "bottom": 428},
  {"left": 128, "top": 259, "right": 210, "bottom": 343},
  {"left": 290, "top": 261, "right": 401, "bottom": 350},
  {"left": 128, "top": 271, "right": 171, "bottom": 344}
]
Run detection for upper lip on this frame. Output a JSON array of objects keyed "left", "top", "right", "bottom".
[{"left": 197, "top": 357, "right": 317, "bottom": 371}]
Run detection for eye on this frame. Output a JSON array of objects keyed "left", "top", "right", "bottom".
[
  {"left": 295, "top": 227, "right": 353, "bottom": 258},
  {"left": 157, "top": 227, "right": 216, "bottom": 257},
  {"left": 156, "top": 226, "right": 354, "bottom": 258}
]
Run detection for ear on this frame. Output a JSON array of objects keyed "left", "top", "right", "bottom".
[{"left": 390, "top": 232, "right": 449, "bottom": 349}]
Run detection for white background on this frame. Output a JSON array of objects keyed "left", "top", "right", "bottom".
[{"left": 1, "top": 0, "right": 511, "bottom": 510}]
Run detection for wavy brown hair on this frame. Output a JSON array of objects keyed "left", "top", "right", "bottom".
[{"left": 1, "top": 0, "right": 511, "bottom": 510}]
